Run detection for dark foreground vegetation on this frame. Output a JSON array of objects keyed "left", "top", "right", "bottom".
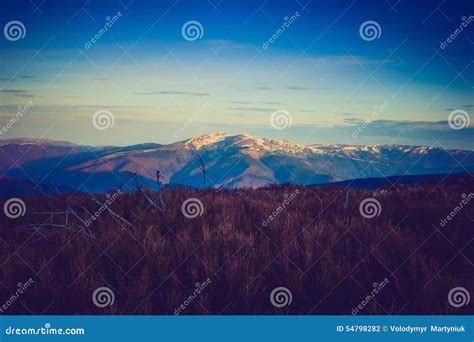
[{"left": 0, "top": 174, "right": 473, "bottom": 315}]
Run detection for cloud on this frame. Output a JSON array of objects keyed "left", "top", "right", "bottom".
[
  {"left": 287, "top": 86, "right": 310, "bottom": 90},
  {"left": 57, "top": 104, "right": 162, "bottom": 111},
  {"left": 0, "top": 90, "right": 33, "bottom": 96},
  {"left": 342, "top": 118, "right": 473, "bottom": 138},
  {"left": 343, "top": 117, "right": 365, "bottom": 124},
  {"left": 445, "top": 106, "right": 472, "bottom": 111},
  {"left": 14, "top": 94, "right": 36, "bottom": 98},
  {"left": 287, "top": 86, "right": 331, "bottom": 91},
  {"left": 0, "top": 76, "right": 36, "bottom": 82},
  {"left": 310, "top": 55, "right": 396, "bottom": 67},
  {"left": 259, "top": 101, "right": 280, "bottom": 105},
  {"left": 284, "top": 119, "right": 473, "bottom": 150},
  {"left": 132, "top": 91, "right": 211, "bottom": 96},
  {"left": 0, "top": 89, "right": 28, "bottom": 93},
  {"left": 227, "top": 100, "right": 280, "bottom": 105},
  {"left": 228, "top": 107, "right": 275, "bottom": 113}
]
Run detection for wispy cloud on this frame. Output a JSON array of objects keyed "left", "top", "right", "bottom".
[
  {"left": 287, "top": 86, "right": 310, "bottom": 90},
  {"left": 227, "top": 100, "right": 280, "bottom": 105},
  {"left": 14, "top": 94, "right": 36, "bottom": 98},
  {"left": 0, "top": 76, "right": 36, "bottom": 82},
  {"left": 132, "top": 91, "right": 211, "bottom": 96},
  {"left": 444, "top": 105, "right": 472, "bottom": 111},
  {"left": 310, "top": 55, "right": 396, "bottom": 67},
  {"left": 0, "top": 90, "right": 33, "bottom": 96},
  {"left": 0, "top": 89, "right": 29, "bottom": 93},
  {"left": 228, "top": 107, "right": 275, "bottom": 113},
  {"left": 260, "top": 101, "right": 280, "bottom": 105},
  {"left": 287, "top": 86, "right": 331, "bottom": 91},
  {"left": 343, "top": 117, "right": 365, "bottom": 124},
  {"left": 343, "top": 118, "right": 473, "bottom": 135}
]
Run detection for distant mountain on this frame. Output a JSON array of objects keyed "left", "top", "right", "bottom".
[{"left": 0, "top": 133, "right": 473, "bottom": 194}]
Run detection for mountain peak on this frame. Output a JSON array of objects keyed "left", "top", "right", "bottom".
[{"left": 184, "top": 132, "right": 231, "bottom": 150}]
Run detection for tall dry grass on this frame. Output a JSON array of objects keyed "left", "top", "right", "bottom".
[{"left": 0, "top": 175, "right": 472, "bottom": 315}]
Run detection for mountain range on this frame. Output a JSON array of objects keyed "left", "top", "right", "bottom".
[{"left": 0, "top": 132, "right": 473, "bottom": 195}]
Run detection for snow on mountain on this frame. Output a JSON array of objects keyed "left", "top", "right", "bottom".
[
  {"left": 184, "top": 132, "right": 231, "bottom": 150},
  {"left": 184, "top": 133, "right": 321, "bottom": 156},
  {"left": 0, "top": 133, "right": 472, "bottom": 193}
]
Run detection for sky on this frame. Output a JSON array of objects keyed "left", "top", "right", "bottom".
[{"left": 0, "top": 0, "right": 473, "bottom": 149}]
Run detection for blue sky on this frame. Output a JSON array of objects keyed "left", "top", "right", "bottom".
[{"left": 0, "top": 0, "right": 473, "bottom": 149}]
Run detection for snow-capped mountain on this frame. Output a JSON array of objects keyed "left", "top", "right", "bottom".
[{"left": 0, "top": 133, "right": 473, "bottom": 193}]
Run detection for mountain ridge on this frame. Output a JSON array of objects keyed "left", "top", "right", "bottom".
[
  {"left": 3, "top": 133, "right": 473, "bottom": 152},
  {"left": 0, "top": 133, "right": 473, "bottom": 193}
]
